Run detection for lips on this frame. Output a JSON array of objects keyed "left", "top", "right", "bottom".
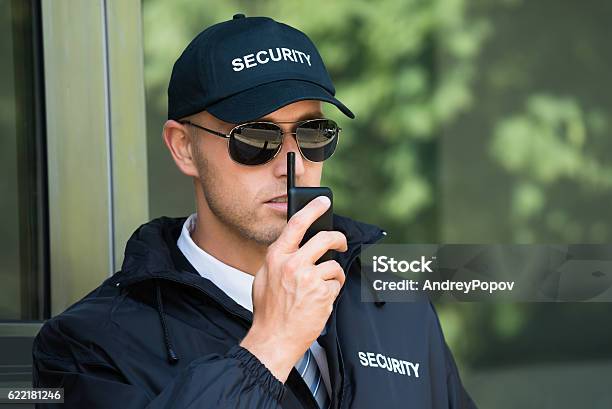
[
  {"left": 266, "top": 195, "right": 287, "bottom": 203},
  {"left": 264, "top": 194, "right": 288, "bottom": 213}
]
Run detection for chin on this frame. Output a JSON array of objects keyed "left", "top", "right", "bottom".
[{"left": 255, "top": 216, "right": 285, "bottom": 241}]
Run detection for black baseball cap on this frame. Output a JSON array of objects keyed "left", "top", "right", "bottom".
[{"left": 167, "top": 13, "right": 355, "bottom": 123}]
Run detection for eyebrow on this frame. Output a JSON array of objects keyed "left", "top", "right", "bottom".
[{"left": 258, "top": 111, "right": 325, "bottom": 122}]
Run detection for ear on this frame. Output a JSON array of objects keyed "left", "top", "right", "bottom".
[{"left": 162, "top": 120, "right": 200, "bottom": 177}]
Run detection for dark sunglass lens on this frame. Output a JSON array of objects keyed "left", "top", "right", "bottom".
[
  {"left": 296, "top": 119, "right": 339, "bottom": 162},
  {"left": 229, "top": 123, "right": 282, "bottom": 165}
]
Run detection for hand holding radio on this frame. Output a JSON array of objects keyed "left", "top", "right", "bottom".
[{"left": 240, "top": 152, "right": 347, "bottom": 383}]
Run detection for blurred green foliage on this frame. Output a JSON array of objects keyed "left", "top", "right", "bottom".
[{"left": 491, "top": 94, "right": 612, "bottom": 242}]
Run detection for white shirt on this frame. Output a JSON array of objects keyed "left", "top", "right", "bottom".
[{"left": 177, "top": 213, "right": 332, "bottom": 395}]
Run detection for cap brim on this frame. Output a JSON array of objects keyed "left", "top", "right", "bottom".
[{"left": 206, "top": 79, "right": 355, "bottom": 123}]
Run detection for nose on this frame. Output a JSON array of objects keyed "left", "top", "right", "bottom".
[{"left": 272, "top": 131, "right": 305, "bottom": 181}]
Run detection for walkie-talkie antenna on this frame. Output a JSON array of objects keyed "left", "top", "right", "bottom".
[{"left": 287, "top": 152, "right": 295, "bottom": 191}]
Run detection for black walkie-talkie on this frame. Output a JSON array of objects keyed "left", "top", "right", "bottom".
[{"left": 286, "top": 152, "right": 334, "bottom": 264}]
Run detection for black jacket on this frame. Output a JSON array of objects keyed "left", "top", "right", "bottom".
[{"left": 32, "top": 214, "right": 477, "bottom": 409}]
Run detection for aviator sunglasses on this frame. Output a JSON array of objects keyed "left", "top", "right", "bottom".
[{"left": 179, "top": 118, "right": 341, "bottom": 166}]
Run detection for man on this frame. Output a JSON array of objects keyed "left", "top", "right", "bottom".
[{"left": 33, "top": 14, "right": 477, "bottom": 409}]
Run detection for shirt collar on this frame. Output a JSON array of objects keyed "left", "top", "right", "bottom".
[{"left": 177, "top": 213, "right": 254, "bottom": 312}]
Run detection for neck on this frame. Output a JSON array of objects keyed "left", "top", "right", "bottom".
[{"left": 190, "top": 205, "right": 266, "bottom": 277}]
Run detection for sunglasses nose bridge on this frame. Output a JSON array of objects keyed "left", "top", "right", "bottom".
[{"left": 277, "top": 129, "right": 301, "bottom": 158}]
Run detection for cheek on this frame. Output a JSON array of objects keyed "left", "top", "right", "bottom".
[
  {"left": 304, "top": 162, "right": 323, "bottom": 185},
  {"left": 210, "top": 151, "right": 261, "bottom": 199},
  {"left": 197, "top": 139, "right": 234, "bottom": 185},
  {"left": 198, "top": 137, "right": 231, "bottom": 171}
]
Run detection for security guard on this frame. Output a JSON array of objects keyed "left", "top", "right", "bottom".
[{"left": 33, "top": 14, "right": 477, "bottom": 409}]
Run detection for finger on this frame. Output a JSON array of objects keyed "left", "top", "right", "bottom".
[
  {"left": 298, "top": 230, "right": 348, "bottom": 264},
  {"left": 314, "top": 260, "right": 346, "bottom": 285},
  {"left": 323, "top": 279, "right": 342, "bottom": 299},
  {"left": 275, "top": 196, "right": 331, "bottom": 252}
]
